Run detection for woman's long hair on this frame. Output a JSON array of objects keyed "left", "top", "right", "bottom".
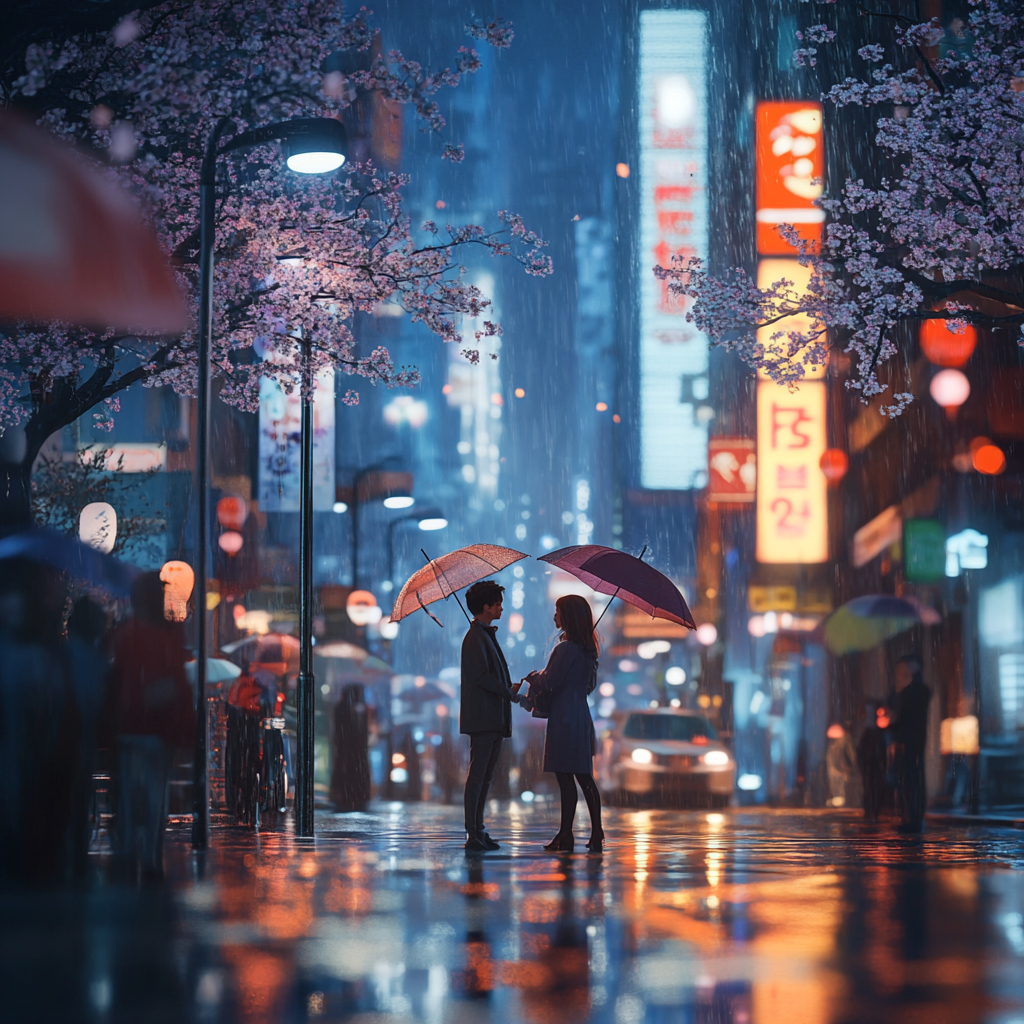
[{"left": 556, "top": 594, "right": 600, "bottom": 657}]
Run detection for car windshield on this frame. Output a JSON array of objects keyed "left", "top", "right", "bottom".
[{"left": 623, "top": 714, "right": 718, "bottom": 742}]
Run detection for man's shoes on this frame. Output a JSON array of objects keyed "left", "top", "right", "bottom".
[
  {"left": 481, "top": 832, "right": 500, "bottom": 850},
  {"left": 464, "top": 832, "right": 489, "bottom": 852}
]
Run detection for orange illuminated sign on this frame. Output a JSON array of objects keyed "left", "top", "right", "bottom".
[
  {"left": 756, "top": 381, "right": 828, "bottom": 563},
  {"left": 708, "top": 437, "right": 756, "bottom": 503},
  {"left": 756, "top": 102, "right": 824, "bottom": 255}
]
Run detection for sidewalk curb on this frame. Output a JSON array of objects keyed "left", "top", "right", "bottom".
[{"left": 925, "top": 812, "right": 1024, "bottom": 829}]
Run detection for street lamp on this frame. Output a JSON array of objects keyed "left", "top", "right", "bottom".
[
  {"left": 387, "top": 508, "right": 447, "bottom": 584},
  {"left": 193, "top": 116, "right": 347, "bottom": 847},
  {"left": 350, "top": 464, "right": 413, "bottom": 588}
]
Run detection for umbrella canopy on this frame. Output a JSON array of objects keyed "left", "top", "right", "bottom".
[
  {"left": 0, "top": 528, "right": 138, "bottom": 596},
  {"left": 315, "top": 642, "right": 391, "bottom": 675},
  {"left": 185, "top": 658, "right": 242, "bottom": 685},
  {"left": 821, "top": 595, "right": 941, "bottom": 655},
  {"left": 0, "top": 110, "right": 188, "bottom": 331},
  {"left": 221, "top": 632, "right": 300, "bottom": 671},
  {"left": 539, "top": 545, "right": 696, "bottom": 630},
  {"left": 390, "top": 544, "right": 528, "bottom": 624},
  {"left": 396, "top": 680, "right": 455, "bottom": 703}
]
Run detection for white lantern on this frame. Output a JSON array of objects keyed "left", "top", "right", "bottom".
[
  {"left": 79, "top": 502, "right": 117, "bottom": 553},
  {"left": 929, "top": 368, "right": 971, "bottom": 410},
  {"left": 695, "top": 623, "right": 718, "bottom": 646}
]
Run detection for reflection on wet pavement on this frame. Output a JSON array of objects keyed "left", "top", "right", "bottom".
[{"left": 3, "top": 804, "right": 1024, "bottom": 1022}]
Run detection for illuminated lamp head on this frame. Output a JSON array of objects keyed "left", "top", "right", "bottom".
[
  {"left": 920, "top": 317, "right": 977, "bottom": 368},
  {"left": 283, "top": 118, "right": 347, "bottom": 174},
  {"left": 819, "top": 448, "right": 849, "bottom": 486},
  {"left": 346, "top": 589, "right": 383, "bottom": 626}
]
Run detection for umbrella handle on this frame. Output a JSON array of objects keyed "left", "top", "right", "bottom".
[
  {"left": 416, "top": 590, "right": 444, "bottom": 628},
  {"left": 594, "top": 587, "right": 619, "bottom": 629},
  {"left": 421, "top": 548, "right": 473, "bottom": 625}
]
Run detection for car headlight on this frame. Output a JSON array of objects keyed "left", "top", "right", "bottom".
[
  {"left": 702, "top": 750, "right": 730, "bottom": 767},
  {"left": 631, "top": 747, "right": 653, "bottom": 764}
]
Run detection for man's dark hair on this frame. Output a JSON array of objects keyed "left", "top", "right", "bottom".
[{"left": 466, "top": 580, "right": 505, "bottom": 615}]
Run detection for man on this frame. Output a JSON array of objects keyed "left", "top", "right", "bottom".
[
  {"left": 889, "top": 656, "right": 931, "bottom": 833},
  {"left": 460, "top": 580, "right": 519, "bottom": 852}
]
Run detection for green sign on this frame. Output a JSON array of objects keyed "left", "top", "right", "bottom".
[{"left": 904, "top": 519, "right": 946, "bottom": 583}]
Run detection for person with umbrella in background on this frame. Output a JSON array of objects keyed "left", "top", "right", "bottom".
[
  {"left": 104, "top": 572, "right": 192, "bottom": 880},
  {"left": 331, "top": 684, "right": 371, "bottom": 812},
  {"left": 460, "top": 580, "right": 521, "bottom": 852},
  {"left": 519, "top": 595, "right": 603, "bottom": 853},
  {"left": 889, "top": 656, "right": 931, "bottom": 833}
]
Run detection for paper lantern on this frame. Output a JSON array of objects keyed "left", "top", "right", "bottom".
[
  {"left": 973, "top": 443, "right": 1006, "bottom": 475},
  {"left": 218, "top": 530, "right": 244, "bottom": 555},
  {"left": 160, "top": 560, "right": 194, "bottom": 622},
  {"left": 819, "top": 448, "right": 849, "bottom": 485},
  {"left": 79, "top": 502, "right": 117, "bottom": 553},
  {"left": 920, "top": 318, "right": 977, "bottom": 367},
  {"left": 216, "top": 495, "right": 248, "bottom": 530},
  {"left": 346, "top": 589, "right": 382, "bottom": 626},
  {"left": 929, "top": 368, "right": 971, "bottom": 411}
]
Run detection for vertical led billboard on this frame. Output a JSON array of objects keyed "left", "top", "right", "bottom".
[{"left": 637, "top": 9, "right": 709, "bottom": 490}]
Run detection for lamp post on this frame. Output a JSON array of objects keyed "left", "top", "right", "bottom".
[
  {"left": 387, "top": 508, "right": 448, "bottom": 584},
  {"left": 350, "top": 464, "right": 413, "bottom": 589},
  {"left": 193, "top": 116, "right": 347, "bottom": 847}
]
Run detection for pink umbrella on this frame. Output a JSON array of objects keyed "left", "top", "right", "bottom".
[
  {"left": 390, "top": 543, "right": 527, "bottom": 626},
  {"left": 0, "top": 110, "right": 188, "bottom": 331},
  {"left": 539, "top": 544, "right": 696, "bottom": 630}
]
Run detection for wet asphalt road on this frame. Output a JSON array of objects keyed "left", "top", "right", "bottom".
[{"left": 3, "top": 802, "right": 1024, "bottom": 1023}]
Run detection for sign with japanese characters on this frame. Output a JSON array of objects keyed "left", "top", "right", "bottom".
[
  {"left": 756, "top": 101, "right": 824, "bottom": 255},
  {"left": 707, "top": 437, "right": 756, "bottom": 503},
  {"left": 258, "top": 370, "right": 335, "bottom": 512},
  {"left": 637, "top": 8, "right": 710, "bottom": 490},
  {"left": 756, "top": 381, "right": 828, "bottom": 563}
]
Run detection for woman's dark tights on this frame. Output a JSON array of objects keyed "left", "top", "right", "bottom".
[{"left": 554, "top": 772, "right": 603, "bottom": 837}]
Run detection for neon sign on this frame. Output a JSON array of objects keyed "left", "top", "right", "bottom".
[{"left": 637, "top": 9, "right": 709, "bottom": 490}]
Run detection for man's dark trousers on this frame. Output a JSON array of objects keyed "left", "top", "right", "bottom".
[{"left": 464, "top": 731, "right": 504, "bottom": 835}]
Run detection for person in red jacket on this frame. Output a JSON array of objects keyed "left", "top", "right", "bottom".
[{"left": 105, "top": 571, "right": 192, "bottom": 880}]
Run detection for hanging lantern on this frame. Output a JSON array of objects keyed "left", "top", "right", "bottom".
[
  {"left": 218, "top": 530, "right": 244, "bottom": 555},
  {"left": 216, "top": 495, "right": 248, "bottom": 530},
  {"left": 819, "top": 448, "right": 849, "bottom": 486},
  {"left": 920, "top": 317, "right": 977, "bottom": 367},
  {"left": 79, "top": 502, "right": 117, "bottom": 553},
  {"left": 346, "top": 589, "right": 383, "bottom": 626},
  {"left": 973, "top": 443, "right": 1006, "bottom": 475},
  {"left": 929, "top": 368, "right": 971, "bottom": 413},
  {"left": 160, "top": 560, "right": 194, "bottom": 622}
]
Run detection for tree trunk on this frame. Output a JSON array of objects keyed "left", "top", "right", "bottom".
[{"left": 0, "top": 458, "right": 33, "bottom": 537}]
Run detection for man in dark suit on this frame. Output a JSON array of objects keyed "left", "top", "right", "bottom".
[
  {"left": 890, "top": 655, "right": 931, "bottom": 832},
  {"left": 461, "top": 580, "right": 519, "bottom": 852}
]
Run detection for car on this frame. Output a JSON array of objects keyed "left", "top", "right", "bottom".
[{"left": 596, "top": 708, "right": 735, "bottom": 808}]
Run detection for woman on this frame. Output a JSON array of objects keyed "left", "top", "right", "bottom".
[{"left": 520, "top": 594, "right": 604, "bottom": 852}]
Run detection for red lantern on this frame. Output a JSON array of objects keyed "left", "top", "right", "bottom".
[
  {"left": 819, "top": 448, "right": 849, "bottom": 485},
  {"left": 920, "top": 318, "right": 977, "bottom": 367},
  {"left": 216, "top": 495, "right": 248, "bottom": 530}
]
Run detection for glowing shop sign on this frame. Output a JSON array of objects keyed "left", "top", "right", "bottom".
[
  {"left": 756, "top": 380, "right": 828, "bottom": 564},
  {"left": 756, "top": 101, "right": 824, "bottom": 255},
  {"left": 637, "top": 8, "right": 709, "bottom": 490}
]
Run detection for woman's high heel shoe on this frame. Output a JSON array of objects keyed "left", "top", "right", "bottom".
[
  {"left": 586, "top": 831, "right": 605, "bottom": 853},
  {"left": 544, "top": 832, "right": 574, "bottom": 852}
]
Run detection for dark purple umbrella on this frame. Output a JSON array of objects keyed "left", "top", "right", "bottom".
[
  {"left": 539, "top": 545, "right": 696, "bottom": 630},
  {"left": 0, "top": 527, "right": 138, "bottom": 596}
]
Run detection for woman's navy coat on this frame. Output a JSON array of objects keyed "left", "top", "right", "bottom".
[{"left": 526, "top": 640, "right": 598, "bottom": 774}]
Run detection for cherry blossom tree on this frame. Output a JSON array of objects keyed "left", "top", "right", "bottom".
[
  {"left": 0, "top": 2, "right": 549, "bottom": 532},
  {"left": 658, "top": 0, "right": 1024, "bottom": 416}
]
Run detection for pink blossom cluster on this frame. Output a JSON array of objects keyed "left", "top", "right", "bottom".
[
  {"left": 663, "top": 0, "right": 1024, "bottom": 415},
  {"left": 2, "top": 1, "right": 549, "bottom": 437}
]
